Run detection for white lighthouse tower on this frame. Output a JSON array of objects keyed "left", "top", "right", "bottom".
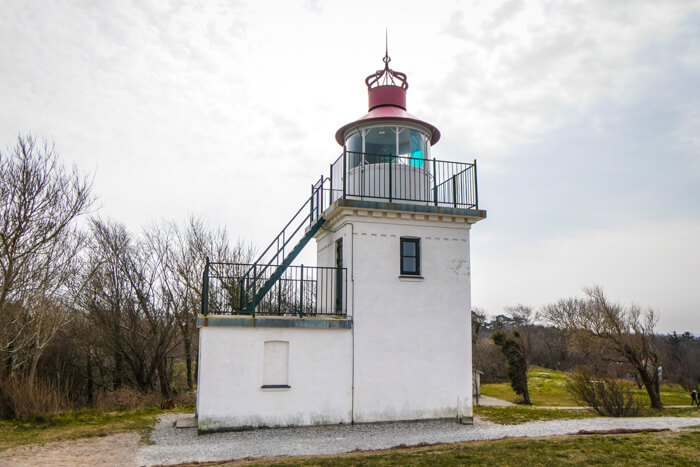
[{"left": 196, "top": 52, "right": 486, "bottom": 432}]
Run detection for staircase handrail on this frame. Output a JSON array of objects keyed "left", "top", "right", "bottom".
[{"left": 239, "top": 176, "right": 330, "bottom": 308}]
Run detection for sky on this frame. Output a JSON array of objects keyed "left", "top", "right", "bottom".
[{"left": 1, "top": 0, "right": 699, "bottom": 333}]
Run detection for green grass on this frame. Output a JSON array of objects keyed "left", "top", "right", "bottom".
[
  {"left": 480, "top": 367, "right": 578, "bottom": 406},
  {"left": 474, "top": 406, "right": 595, "bottom": 424},
  {"left": 208, "top": 426, "right": 700, "bottom": 466},
  {"left": 480, "top": 367, "right": 693, "bottom": 407},
  {"left": 475, "top": 406, "right": 699, "bottom": 425},
  {"left": 0, "top": 406, "right": 179, "bottom": 451}
]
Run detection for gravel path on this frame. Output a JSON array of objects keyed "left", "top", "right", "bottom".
[
  {"left": 475, "top": 396, "right": 515, "bottom": 406},
  {"left": 138, "top": 414, "right": 700, "bottom": 466}
]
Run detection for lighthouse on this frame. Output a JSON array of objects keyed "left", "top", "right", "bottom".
[{"left": 196, "top": 52, "right": 486, "bottom": 432}]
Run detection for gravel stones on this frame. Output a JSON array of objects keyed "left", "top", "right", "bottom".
[{"left": 137, "top": 414, "right": 700, "bottom": 466}]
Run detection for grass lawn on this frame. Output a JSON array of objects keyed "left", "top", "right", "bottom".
[
  {"left": 480, "top": 367, "right": 693, "bottom": 407},
  {"left": 207, "top": 426, "right": 700, "bottom": 466},
  {"left": 474, "top": 406, "right": 595, "bottom": 424},
  {"left": 475, "top": 406, "right": 700, "bottom": 425},
  {"left": 0, "top": 406, "right": 192, "bottom": 451}
]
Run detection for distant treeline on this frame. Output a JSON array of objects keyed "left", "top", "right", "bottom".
[{"left": 474, "top": 311, "right": 699, "bottom": 390}]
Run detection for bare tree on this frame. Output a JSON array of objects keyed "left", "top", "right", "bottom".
[
  {"left": 0, "top": 135, "right": 93, "bottom": 386},
  {"left": 542, "top": 286, "right": 663, "bottom": 409},
  {"left": 471, "top": 307, "right": 486, "bottom": 346},
  {"left": 161, "top": 217, "right": 252, "bottom": 389},
  {"left": 80, "top": 219, "right": 178, "bottom": 401}
]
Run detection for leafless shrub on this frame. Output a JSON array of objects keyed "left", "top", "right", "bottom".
[
  {"left": 0, "top": 375, "right": 70, "bottom": 419},
  {"left": 543, "top": 286, "right": 663, "bottom": 408},
  {"left": 92, "top": 387, "right": 161, "bottom": 411},
  {"left": 566, "top": 368, "right": 644, "bottom": 417}
]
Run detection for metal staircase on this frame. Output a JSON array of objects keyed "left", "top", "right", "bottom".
[{"left": 238, "top": 177, "right": 329, "bottom": 315}]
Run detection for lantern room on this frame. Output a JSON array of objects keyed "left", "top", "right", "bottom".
[{"left": 335, "top": 52, "right": 439, "bottom": 170}]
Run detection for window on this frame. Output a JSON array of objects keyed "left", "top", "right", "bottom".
[
  {"left": 345, "top": 126, "right": 431, "bottom": 168},
  {"left": 400, "top": 237, "right": 420, "bottom": 276},
  {"left": 262, "top": 341, "right": 290, "bottom": 389}
]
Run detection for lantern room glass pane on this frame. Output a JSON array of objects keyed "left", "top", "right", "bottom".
[
  {"left": 410, "top": 130, "right": 425, "bottom": 167},
  {"left": 346, "top": 131, "right": 361, "bottom": 153},
  {"left": 398, "top": 128, "right": 410, "bottom": 159},
  {"left": 346, "top": 131, "right": 362, "bottom": 169},
  {"left": 398, "top": 129, "right": 427, "bottom": 167},
  {"left": 365, "top": 127, "right": 396, "bottom": 163}
]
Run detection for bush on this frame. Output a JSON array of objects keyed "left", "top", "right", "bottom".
[
  {"left": 492, "top": 330, "right": 531, "bottom": 404},
  {"left": 0, "top": 376, "right": 70, "bottom": 419},
  {"left": 92, "top": 387, "right": 161, "bottom": 411},
  {"left": 566, "top": 369, "right": 644, "bottom": 416},
  {"left": 92, "top": 387, "right": 195, "bottom": 412}
]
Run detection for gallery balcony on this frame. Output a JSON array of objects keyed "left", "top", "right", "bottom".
[{"left": 308, "top": 151, "right": 482, "bottom": 223}]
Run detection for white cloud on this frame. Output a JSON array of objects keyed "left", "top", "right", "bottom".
[{"left": 428, "top": 0, "right": 700, "bottom": 156}]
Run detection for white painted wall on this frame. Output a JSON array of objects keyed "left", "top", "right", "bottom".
[
  {"left": 197, "top": 326, "right": 353, "bottom": 431},
  {"left": 316, "top": 209, "right": 475, "bottom": 423}
]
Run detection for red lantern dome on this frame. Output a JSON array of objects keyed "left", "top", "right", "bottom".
[{"left": 335, "top": 52, "right": 441, "bottom": 147}]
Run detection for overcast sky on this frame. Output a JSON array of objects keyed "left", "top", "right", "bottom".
[{"left": 2, "top": 0, "right": 699, "bottom": 333}]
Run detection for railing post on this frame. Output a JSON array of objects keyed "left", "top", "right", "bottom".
[
  {"left": 310, "top": 183, "right": 314, "bottom": 224},
  {"left": 473, "top": 159, "right": 479, "bottom": 209},
  {"left": 299, "top": 264, "right": 305, "bottom": 318},
  {"left": 432, "top": 158, "right": 438, "bottom": 206},
  {"left": 319, "top": 175, "right": 324, "bottom": 216},
  {"left": 329, "top": 163, "right": 333, "bottom": 202},
  {"left": 201, "top": 257, "right": 210, "bottom": 316},
  {"left": 389, "top": 154, "right": 393, "bottom": 203},
  {"left": 251, "top": 264, "right": 256, "bottom": 318},
  {"left": 239, "top": 277, "right": 245, "bottom": 312},
  {"left": 452, "top": 174, "right": 458, "bottom": 208},
  {"left": 277, "top": 278, "right": 281, "bottom": 315},
  {"left": 342, "top": 149, "right": 347, "bottom": 199}
]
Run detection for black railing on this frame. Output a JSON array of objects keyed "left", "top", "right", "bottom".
[
  {"left": 236, "top": 178, "right": 331, "bottom": 314},
  {"left": 245, "top": 177, "right": 325, "bottom": 283},
  {"left": 203, "top": 261, "right": 347, "bottom": 317},
  {"left": 328, "top": 151, "right": 478, "bottom": 209}
]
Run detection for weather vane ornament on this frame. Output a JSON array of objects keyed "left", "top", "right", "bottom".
[{"left": 365, "top": 31, "right": 408, "bottom": 90}]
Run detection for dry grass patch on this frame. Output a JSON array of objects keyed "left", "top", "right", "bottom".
[{"left": 0, "top": 406, "right": 189, "bottom": 451}]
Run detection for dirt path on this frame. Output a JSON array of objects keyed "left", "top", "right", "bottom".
[{"left": 0, "top": 432, "right": 140, "bottom": 467}]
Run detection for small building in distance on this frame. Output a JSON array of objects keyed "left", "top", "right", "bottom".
[{"left": 196, "top": 51, "right": 486, "bottom": 432}]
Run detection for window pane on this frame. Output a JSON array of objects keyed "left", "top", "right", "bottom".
[
  {"left": 410, "top": 130, "right": 425, "bottom": 167},
  {"left": 346, "top": 131, "right": 362, "bottom": 153},
  {"left": 398, "top": 127, "right": 411, "bottom": 159},
  {"left": 346, "top": 132, "right": 362, "bottom": 169},
  {"left": 402, "top": 257, "right": 416, "bottom": 273},
  {"left": 402, "top": 241, "right": 416, "bottom": 256},
  {"left": 365, "top": 127, "right": 396, "bottom": 161}
]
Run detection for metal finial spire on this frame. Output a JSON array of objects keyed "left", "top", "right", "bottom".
[
  {"left": 365, "top": 30, "right": 408, "bottom": 90},
  {"left": 384, "top": 29, "right": 390, "bottom": 66}
]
